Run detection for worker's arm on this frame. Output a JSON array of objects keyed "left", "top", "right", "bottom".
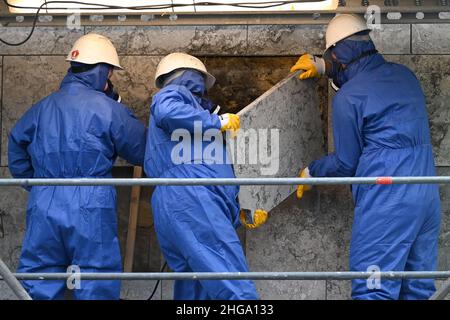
[
  {"left": 8, "top": 107, "right": 37, "bottom": 181},
  {"left": 308, "top": 92, "right": 364, "bottom": 177},
  {"left": 110, "top": 103, "right": 148, "bottom": 166},
  {"left": 152, "top": 89, "right": 221, "bottom": 135}
]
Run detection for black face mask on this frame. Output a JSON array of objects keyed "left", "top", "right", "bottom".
[
  {"left": 328, "top": 49, "right": 379, "bottom": 91},
  {"left": 193, "top": 93, "right": 218, "bottom": 113}
]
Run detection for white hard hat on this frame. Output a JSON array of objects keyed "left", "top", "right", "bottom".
[
  {"left": 66, "top": 33, "right": 123, "bottom": 70},
  {"left": 325, "top": 14, "right": 370, "bottom": 54},
  {"left": 155, "top": 52, "right": 216, "bottom": 89}
]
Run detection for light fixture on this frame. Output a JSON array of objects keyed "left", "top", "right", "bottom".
[{"left": 7, "top": 0, "right": 339, "bottom": 14}]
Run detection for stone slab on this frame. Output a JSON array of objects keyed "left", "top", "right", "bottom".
[
  {"left": 412, "top": 24, "right": 450, "bottom": 54},
  {"left": 0, "top": 27, "right": 83, "bottom": 55},
  {"left": 85, "top": 26, "right": 247, "bottom": 56},
  {"left": 229, "top": 72, "right": 324, "bottom": 213}
]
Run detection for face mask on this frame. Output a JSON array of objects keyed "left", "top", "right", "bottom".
[
  {"left": 194, "top": 95, "right": 218, "bottom": 113},
  {"left": 327, "top": 48, "right": 378, "bottom": 91},
  {"left": 329, "top": 59, "right": 347, "bottom": 91}
]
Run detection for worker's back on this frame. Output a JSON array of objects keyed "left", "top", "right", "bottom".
[
  {"left": 8, "top": 66, "right": 146, "bottom": 179},
  {"left": 339, "top": 59, "right": 437, "bottom": 180},
  {"left": 8, "top": 64, "right": 147, "bottom": 300}
]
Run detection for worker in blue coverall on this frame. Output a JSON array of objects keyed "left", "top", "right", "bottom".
[
  {"left": 8, "top": 34, "right": 147, "bottom": 300},
  {"left": 291, "top": 14, "right": 441, "bottom": 300},
  {"left": 145, "top": 52, "right": 260, "bottom": 300}
]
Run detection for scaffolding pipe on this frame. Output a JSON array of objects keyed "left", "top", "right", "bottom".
[
  {"left": 2, "top": 176, "right": 450, "bottom": 187},
  {"left": 0, "top": 259, "right": 32, "bottom": 300},
  {"left": 4, "top": 271, "right": 450, "bottom": 281}
]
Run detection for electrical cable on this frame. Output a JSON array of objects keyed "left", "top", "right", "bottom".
[
  {"left": 147, "top": 261, "right": 167, "bottom": 300},
  {"left": 0, "top": 1, "right": 44, "bottom": 46},
  {"left": 0, "top": 0, "right": 323, "bottom": 46},
  {"left": 4, "top": 0, "right": 324, "bottom": 11}
]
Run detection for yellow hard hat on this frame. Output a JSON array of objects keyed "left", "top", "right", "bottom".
[
  {"left": 66, "top": 33, "right": 122, "bottom": 70},
  {"left": 325, "top": 14, "right": 370, "bottom": 55},
  {"left": 154, "top": 52, "right": 216, "bottom": 89}
]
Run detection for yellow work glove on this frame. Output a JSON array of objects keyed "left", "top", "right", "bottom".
[
  {"left": 239, "top": 209, "right": 268, "bottom": 229},
  {"left": 219, "top": 113, "right": 240, "bottom": 138},
  {"left": 290, "top": 54, "right": 326, "bottom": 80},
  {"left": 296, "top": 167, "right": 312, "bottom": 200}
]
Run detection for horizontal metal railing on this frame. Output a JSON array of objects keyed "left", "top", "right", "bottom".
[
  {"left": 6, "top": 271, "right": 450, "bottom": 281},
  {"left": 1, "top": 176, "right": 450, "bottom": 187},
  {"left": 1, "top": 176, "right": 449, "bottom": 300}
]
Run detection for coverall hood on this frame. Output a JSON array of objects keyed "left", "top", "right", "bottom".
[
  {"left": 164, "top": 69, "right": 217, "bottom": 112},
  {"left": 61, "top": 62, "right": 111, "bottom": 92},
  {"left": 165, "top": 69, "right": 206, "bottom": 96},
  {"left": 331, "top": 39, "right": 381, "bottom": 87}
]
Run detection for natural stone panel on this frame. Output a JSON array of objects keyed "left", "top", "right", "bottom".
[
  {"left": 255, "top": 280, "right": 326, "bottom": 300},
  {"left": 436, "top": 167, "right": 450, "bottom": 273},
  {"left": 434, "top": 280, "right": 450, "bottom": 300},
  {"left": 412, "top": 25, "right": 450, "bottom": 54},
  {"left": 1, "top": 56, "right": 68, "bottom": 166},
  {"left": 0, "top": 27, "right": 83, "bottom": 55},
  {"left": 0, "top": 59, "right": 2, "bottom": 164},
  {"left": 247, "top": 25, "right": 325, "bottom": 56},
  {"left": 0, "top": 168, "right": 29, "bottom": 300},
  {"left": 85, "top": 26, "right": 248, "bottom": 56},
  {"left": 229, "top": 73, "right": 324, "bottom": 214},
  {"left": 161, "top": 263, "right": 175, "bottom": 300},
  {"left": 161, "top": 279, "right": 174, "bottom": 300},
  {"left": 326, "top": 280, "right": 351, "bottom": 300},
  {"left": 111, "top": 56, "right": 161, "bottom": 123},
  {"left": 246, "top": 186, "right": 353, "bottom": 299},
  {"left": 121, "top": 280, "right": 160, "bottom": 300},
  {"left": 385, "top": 55, "right": 450, "bottom": 166},
  {"left": 370, "top": 24, "right": 411, "bottom": 54}
]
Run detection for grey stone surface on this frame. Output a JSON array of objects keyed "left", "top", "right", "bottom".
[
  {"left": 0, "top": 27, "right": 83, "bottom": 55},
  {"left": 246, "top": 186, "right": 353, "bottom": 299},
  {"left": 385, "top": 55, "right": 450, "bottom": 166},
  {"left": 247, "top": 25, "right": 325, "bottom": 55},
  {"left": 437, "top": 167, "right": 450, "bottom": 273},
  {"left": 230, "top": 73, "right": 324, "bottom": 213},
  {"left": 85, "top": 26, "right": 248, "bottom": 56},
  {"left": 412, "top": 24, "right": 450, "bottom": 54},
  {"left": 121, "top": 280, "right": 160, "bottom": 300},
  {"left": 0, "top": 168, "right": 29, "bottom": 300},
  {"left": 111, "top": 56, "right": 161, "bottom": 123},
  {"left": 246, "top": 24, "right": 410, "bottom": 56},
  {"left": 434, "top": 280, "right": 450, "bottom": 300},
  {"left": 370, "top": 24, "right": 411, "bottom": 54},
  {"left": 1, "top": 56, "right": 68, "bottom": 166},
  {"left": 326, "top": 280, "right": 351, "bottom": 300}
]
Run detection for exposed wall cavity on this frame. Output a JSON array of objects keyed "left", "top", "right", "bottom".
[{"left": 0, "top": 24, "right": 449, "bottom": 300}]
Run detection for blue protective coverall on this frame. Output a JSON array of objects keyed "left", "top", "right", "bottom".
[
  {"left": 309, "top": 39, "right": 441, "bottom": 299},
  {"left": 144, "top": 70, "right": 258, "bottom": 300},
  {"left": 8, "top": 64, "right": 147, "bottom": 300}
]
